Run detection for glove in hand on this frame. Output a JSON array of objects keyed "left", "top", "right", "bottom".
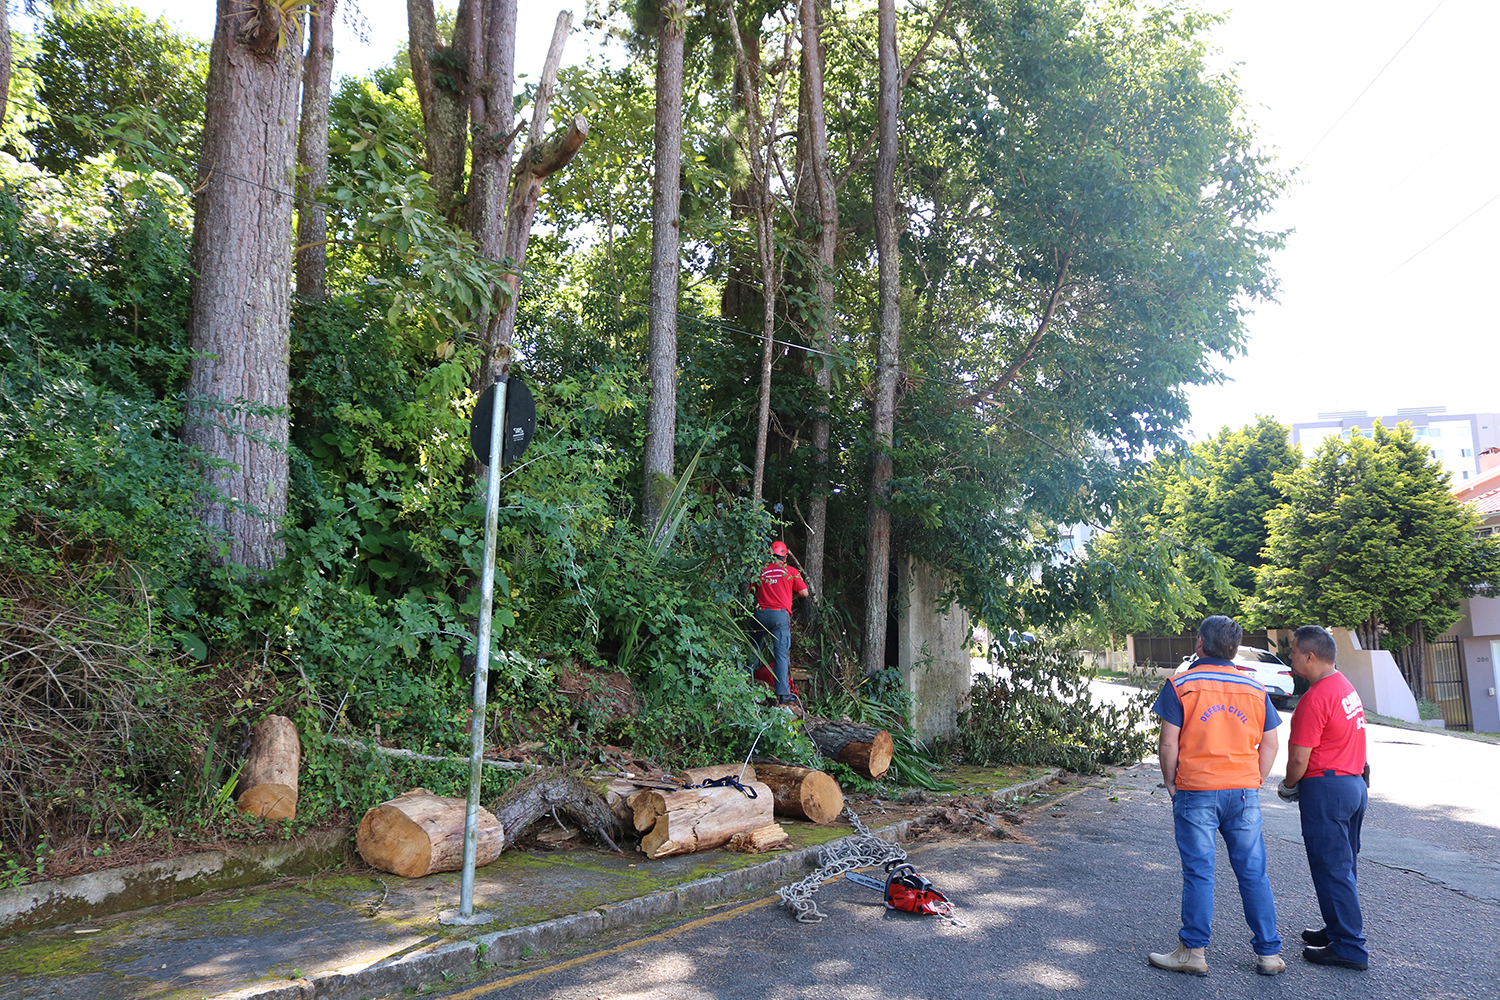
[{"left": 1276, "top": 779, "right": 1300, "bottom": 802}]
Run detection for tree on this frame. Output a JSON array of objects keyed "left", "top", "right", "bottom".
[
  {"left": 406, "top": 0, "right": 474, "bottom": 219},
  {"left": 1087, "top": 417, "right": 1300, "bottom": 636},
  {"left": 1, "top": 1, "right": 11, "bottom": 129},
  {"left": 642, "top": 0, "right": 686, "bottom": 530},
  {"left": 859, "top": 0, "right": 901, "bottom": 678},
  {"left": 295, "top": 0, "right": 336, "bottom": 300},
  {"left": 182, "top": 1, "right": 304, "bottom": 570},
  {"left": 26, "top": 1, "right": 208, "bottom": 177},
  {"left": 1251, "top": 422, "right": 1500, "bottom": 697}
]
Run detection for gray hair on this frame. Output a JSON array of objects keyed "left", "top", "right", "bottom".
[
  {"left": 1199, "top": 615, "right": 1243, "bottom": 660},
  {"left": 1293, "top": 625, "right": 1337, "bottom": 665}
]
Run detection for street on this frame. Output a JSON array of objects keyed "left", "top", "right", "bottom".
[{"left": 421, "top": 715, "right": 1500, "bottom": 1000}]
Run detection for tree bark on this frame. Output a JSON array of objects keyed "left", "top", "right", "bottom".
[
  {"left": 486, "top": 13, "right": 585, "bottom": 364},
  {"left": 183, "top": 0, "right": 304, "bottom": 571},
  {"left": 804, "top": 718, "right": 893, "bottom": 780},
  {"left": 861, "top": 0, "right": 902, "bottom": 676},
  {"left": 796, "top": 0, "right": 837, "bottom": 600},
  {"left": 356, "top": 787, "right": 504, "bottom": 877},
  {"left": 295, "top": 0, "right": 335, "bottom": 300},
  {"left": 467, "top": 0, "right": 518, "bottom": 392},
  {"left": 407, "top": 0, "right": 475, "bottom": 219},
  {"left": 643, "top": 0, "right": 686, "bottom": 531},
  {"left": 0, "top": 1, "right": 11, "bottom": 130},
  {"left": 751, "top": 762, "right": 843, "bottom": 824},
  {"left": 636, "top": 781, "right": 775, "bottom": 858},
  {"left": 236, "top": 714, "right": 300, "bottom": 821},
  {"left": 491, "top": 770, "right": 621, "bottom": 851}
]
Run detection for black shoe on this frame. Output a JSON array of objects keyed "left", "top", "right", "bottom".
[
  {"left": 1302, "top": 928, "right": 1330, "bottom": 947},
  {"left": 1303, "top": 946, "right": 1367, "bottom": 971}
]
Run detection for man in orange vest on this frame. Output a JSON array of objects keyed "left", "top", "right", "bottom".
[
  {"left": 749, "top": 540, "right": 809, "bottom": 706},
  {"left": 1148, "top": 615, "right": 1285, "bottom": 977}
]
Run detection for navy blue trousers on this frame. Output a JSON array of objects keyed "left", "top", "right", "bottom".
[{"left": 1299, "top": 772, "right": 1368, "bottom": 964}]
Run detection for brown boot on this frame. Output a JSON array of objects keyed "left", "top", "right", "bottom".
[
  {"left": 1148, "top": 942, "right": 1208, "bottom": 976},
  {"left": 1256, "top": 953, "right": 1286, "bottom": 976}
]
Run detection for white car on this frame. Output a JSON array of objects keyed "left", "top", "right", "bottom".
[{"left": 1176, "top": 646, "right": 1295, "bottom": 707}]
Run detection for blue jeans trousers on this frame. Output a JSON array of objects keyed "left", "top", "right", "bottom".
[
  {"left": 1299, "top": 773, "right": 1368, "bottom": 964},
  {"left": 752, "top": 608, "right": 792, "bottom": 700},
  {"left": 1172, "top": 788, "right": 1282, "bottom": 955}
]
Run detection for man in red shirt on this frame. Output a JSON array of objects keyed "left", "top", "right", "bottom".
[
  {"left": 1280, "top": 625, "right": 1369, "bottom": 971},
  {"left": 749, "top": 541, "right": 809, "bottom": 706}
]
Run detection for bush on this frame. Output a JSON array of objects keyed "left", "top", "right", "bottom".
[{"left": 960, "top": 636, "right": 1155, "bottom": 773}]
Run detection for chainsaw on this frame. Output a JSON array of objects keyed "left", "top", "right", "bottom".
[{"left": 844, "top": 860, "right": 955, "bottom": 917}]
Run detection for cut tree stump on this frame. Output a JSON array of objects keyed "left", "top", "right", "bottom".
[
  {"left": 237, "top": 714, "right": 300, "bottom": 821},
  {"left": 356, "top": 787, "right": 503, "bottom": 878},
  {"left": 637, "top": 782, "right": 774, "bottom": 859},
  {"left": 751, "top": 763, "right": 843, "bottom": 824},
  {"left": 728, "top": 823, "right": 790, "bottom": 853},
  {"left": 804, "top": 718, "right": 894, "bottom": 780}
]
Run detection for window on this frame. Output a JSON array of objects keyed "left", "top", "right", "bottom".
[
  {"left": 1431, "top": 449, "right": 1444, "bottom": 459},
  {"left": 1462, "top": 448, "right": 1474, "bottom": 458},
  {"left": 1463, "top": 471, "right": 1471, "bottom": 480}
]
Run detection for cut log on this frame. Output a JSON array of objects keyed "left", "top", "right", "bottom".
[
  {"left": 804, "top": 718, "right": 894, "bottom": 780},
  {"left": 728, "top": 823, "right": 790, "bottom": 853},
  {"left": 356, "top": 787, "right": 503, "bottom": 878},
  {"left": 237, "top": 714, "right": 300, "bottom": 821},
  {"left": 637, "top": 781, "right": 775, "bottom": 859},
  {"left": 751, "top": 763, "right": 844, "bottom": 824},
  {"left": 629, "top": 787, "right": 661, "bottom": 833},
  {"left": 600, "top": 778, "right": 640, "bottom": 825}
]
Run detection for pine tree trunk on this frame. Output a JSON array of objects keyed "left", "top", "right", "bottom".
[
  {"left": 643, "top": 1, "right": 686, "bottom": 530},
  {"left": 407, "top": 0, "right": 475, "bottom": 219},
  {"left": 183, "top": 0, "right": 304, "bottom": 571},
  {"left": 1405, "top": 622, "right": 1426, "bottom": 702},
  {"left": 861, "top": 0, "right": 902, "bottom": 677},
  {"left": 797, "top": 0, "right": 837, "bottom": 600},
  {"left": 0, "top": 2, "right": 12, "bottom": 129},
  {"left": 468, "top": 0, "right": 518, "bottom": 394},
  {"left": 295, "top": 1, "right": 334, "bottom": 300}
]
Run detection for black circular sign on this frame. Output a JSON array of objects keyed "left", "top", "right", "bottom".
[{"left": 469, "top": 375, "right": 536, "bottom": 467}]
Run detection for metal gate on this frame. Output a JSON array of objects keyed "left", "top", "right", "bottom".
[{"left": 1424, "top": 638, "right": 1471, "bottom": 731}]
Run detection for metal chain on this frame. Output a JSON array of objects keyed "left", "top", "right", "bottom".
[{"left": 776, "top": 807, "right": 908, "bottom": 923}]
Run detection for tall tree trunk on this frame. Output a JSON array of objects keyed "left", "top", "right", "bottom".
[
  {"left": 1404, "top": 621, "right": 1426, "bottom": 702},
  {"left": 295, "top": 0, "right": 335, "bottom": 300},
  {"left": 408, "top": 0, "right": 475, "bottom": 219},
  {"left": 797, "top": 0, "right": 837, "bottom": 601},
  {"left": 468, "top": 0, "right": 518, "bottom": 393},
  {"left": 643, "top": 0, "right": 686, "bottom": 531},
  {"left": 861, "top": 0, "right": 902, "bottom": 678},
  {"left": 487, "top": 13, "right": 586, "bottom": 359},
  {"left": 183, "top": 0, "right": 304, "bottom": 571},
  {"left": 0, "top": 1, "right": 11, "bottom": 129}
]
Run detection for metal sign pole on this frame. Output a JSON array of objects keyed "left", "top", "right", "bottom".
[{"left": 441, "top": 374, "right": 508, "bottom": 927}]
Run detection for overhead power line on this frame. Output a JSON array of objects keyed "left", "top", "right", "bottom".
[{"left": 1293, "top": 0, "right": 1447, "bottom": 168}]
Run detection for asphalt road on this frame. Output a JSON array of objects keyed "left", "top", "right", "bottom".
[{"left": 422, "top": 719, "right": 1500, "bottom": 1000}]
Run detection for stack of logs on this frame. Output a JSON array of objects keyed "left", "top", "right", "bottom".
[{"left": 606, "top": 761, "right": 845, "bottom": 859}]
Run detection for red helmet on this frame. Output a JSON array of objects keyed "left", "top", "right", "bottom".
[{"left": 770, "top": 540, "right": 789, "bottom": 557}]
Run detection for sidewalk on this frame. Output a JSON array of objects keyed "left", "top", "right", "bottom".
[{"left": 0, "top": 769, "right": 1062, "bottom": 1000}]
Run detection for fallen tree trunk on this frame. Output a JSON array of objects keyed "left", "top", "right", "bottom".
[
  {"left": 637, "top": 782, "right": 774, "bottom": 858},
  {"left": 356, "top": 787, "right": 503, "bottom": 877},
  {"left": 237, "top": 715, "right": 300, "bottom": 821},
  {"left": 804, "top": 718, "right": 893, "bottom": 780},
  {"left": 751, "top": 763, "right": 843, "bottom": 824},
  {"left": 493, "top": 770, "right": 622, "bottom": 852},
  {"left": 325, "top": 736, "right": 539, "bottom": 771}
]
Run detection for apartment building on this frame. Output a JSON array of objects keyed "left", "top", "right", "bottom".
[{"left": 1290, "top": 406, "right": 1500, "bottom": 484}]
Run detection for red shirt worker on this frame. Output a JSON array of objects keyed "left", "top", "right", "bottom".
[{"left": 749, "top": 541, "right": 808, "bottom": 705}]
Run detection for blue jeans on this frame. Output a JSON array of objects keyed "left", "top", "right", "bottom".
[
  {"left": 1172, "top": 788, "right": 1282, "bottom": 955},
  {"left": 752, "top": 608, "right": 792, "bottom": 700},
  {"left": 1299, "top": 773, "right": 1368, "bottom": 964}
]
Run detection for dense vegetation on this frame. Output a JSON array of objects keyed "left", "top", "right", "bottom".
[{"left": 1, "top": 0, "right": 1288, "bottom": 882}]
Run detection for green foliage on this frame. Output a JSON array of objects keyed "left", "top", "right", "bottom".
[
  {"left": 959, "top": 637, "right": 1155, "bottom": 773},
  {"left": 22, "top": 1, "right": 208, "bottom": 179},
  {"left": 1249, "top": 422, "right": 1500, "bottom": 646}
]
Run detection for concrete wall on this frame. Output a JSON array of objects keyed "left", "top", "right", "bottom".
[
  {"left": 896, "top": 556, "right": 972, "bottom": 741},
  {"left": 1331, "top": 627, "right": 1420, "bottom": 723},
  {"left": 1460, "top": 596, "right": 1500, "bottom": 638}
]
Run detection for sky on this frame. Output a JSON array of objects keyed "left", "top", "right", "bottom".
[{"left": 15, "top": 1, "right": 1498, "bottom": 442}]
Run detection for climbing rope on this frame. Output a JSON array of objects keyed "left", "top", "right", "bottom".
[{"left": 776, "top": 807, "right": 908, "bottom": 923}]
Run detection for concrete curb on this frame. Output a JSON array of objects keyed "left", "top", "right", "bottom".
[{"left": 210, "top": 771, "right": 1066, "bottom": 1000}]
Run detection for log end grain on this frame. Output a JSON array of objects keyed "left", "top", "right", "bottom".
[
  {"left": 237, "top": 782, "right": 297, "bottom": 822},
  {"left": 355, "top": 787, "right": 504, "bottom": 878}
]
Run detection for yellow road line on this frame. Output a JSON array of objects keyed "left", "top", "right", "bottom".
[{"left": 442, "top": 894, "right": 781, "bottom": 999}]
